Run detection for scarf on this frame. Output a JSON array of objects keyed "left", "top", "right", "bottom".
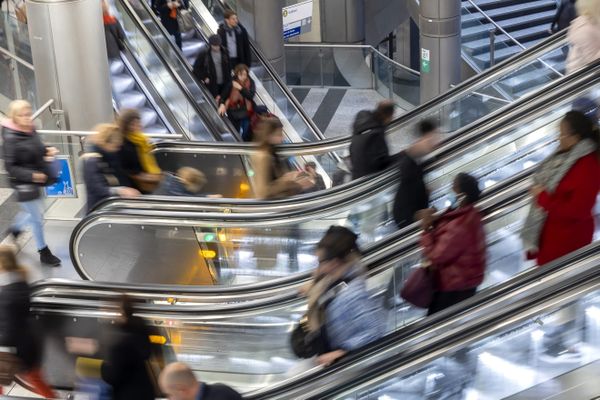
[
  {"left": 103, "top": 13, "right": 117, "bottom": 25},
  {"left": 222, "top": 23, "right": 242, "bottom": 35},
  {"left": 520, "top": 138, "right": 596, "bottom": 251},
  {"left": 226, "top": 78, "right": 253, "bottom": 112},
  {"left": 126, "top": 132, "right": 161, "bottom": 174},
  {"left": 1, "top": 118, "right": 33, "bottom": 134}
]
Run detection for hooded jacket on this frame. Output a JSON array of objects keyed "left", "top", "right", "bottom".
[
  {"left": 217, "top": 22, "right": 252, "bottom": 67},
  {"left": 566, "top": 15, "right": 600, "bottom": 74},
  {"left": 349, "top": 110, "right": 393, "bottom": 179},
  {"left": 421, "top": 204, "right": 486, "bottom": 292}
]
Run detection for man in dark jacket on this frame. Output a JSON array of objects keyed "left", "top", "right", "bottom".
[
  {"left": 192, "top": 34, "right": 232, "bottom": 99},
  {"left": 159, "top": 362, "right": 242, "bottom": 400},
  {"left": 217, "top": 9, "right": 251, "bottom": 68},
  {"left": 349, "top": 100, "right": 396, "bottom": 180},
  {"left": 550, "top": 0, "right": 577, "bottom": 33},
  {"left": 392, "top": 120, "right": 439, "bottom": 229}
]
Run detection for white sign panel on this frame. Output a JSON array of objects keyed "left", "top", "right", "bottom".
[{"left": 282, "top": 0, "right": 313, "bottom": 39}]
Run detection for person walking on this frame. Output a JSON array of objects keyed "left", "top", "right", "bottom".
[
  {"left": 2, "top": 100, "right": 61, "bottom": 266},
  {"left": 152, "top": 0, "right": 184, "bottom": 49},
  {"left": 159, "top": 362, "right": 242, "bottom": 400},
  {"left": 192, "top": 34, "right": 231, "bottom": 99},
  {"left": 0, "top": 246, "right": 56, "bottom": 398},
  {"left": 349, "top": 101, "right": 396, "bottom": 179},
  {"left": 522, "top": 111, "right": 600, "bottom": 265},
  {"left": 217, "top": 9, "right": 251, "bottom": 68},
  {"left": 566, "top": 0, "right": 600, "bottom": 73},
  {"left": 549, "top": 0, "right": 577, "bottom": 34},
  {"left": 420, "top": 173, "right": 486, "bottom": 315},
  {"left": 218, "top": 64, "right": 256, "bottom": 141}
]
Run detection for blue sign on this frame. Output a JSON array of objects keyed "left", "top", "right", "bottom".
[
  {"left": 45, "top": 156, "right": 76, "bottom": 198},
  {"left": 283, "top": 26, "right": 301, "bottom": 39}
]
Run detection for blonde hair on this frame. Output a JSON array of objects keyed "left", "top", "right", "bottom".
[
  {"left": 92, "top": 123, "right": 123, "bottom": 148},
  {"left": 0, "top": 245, "right": 26, "bottom": 278},
  {"left": 7, "top": 100, "right": 32, "bottom": 121},
  {"left": 177, "top": 167, "right": 206, "bottom": 194},
  {"left": 577, "top": 0, "right": 600, "bottom": 25}
]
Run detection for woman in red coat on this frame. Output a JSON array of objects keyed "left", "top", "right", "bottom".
[
  {"left": 522, "top": 111, "right": 600, "bottom": 266},
  {"left": 420, "top": 173, "right": 487, "bottom": 315}
]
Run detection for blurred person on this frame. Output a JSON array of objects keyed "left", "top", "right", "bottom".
[
  {"left": 117, "top": 109, "right": 162, "bottom": 193},
  {"left": 299, "top": 226, "right": 385, "bottom": 366},
  {"left": 0, "top": 245, "right": 56, "bottom": 398},
  {"left": 218, "top": 64, "right": 256, "bottom": 141},
  {"left": 332, "top": 153, "right": 352, "bottom": 187},
  {"left": 566, "top": 0, "right": 600, "bottom": 73},
  {"left": 154, "top": 167, "right": 210, "bottom": 196},
  {"left": 102, "top": 0, "right": 125, "bottom": 60},
  {"left": 393, "top": 120, "right": 440, "bottom": 229},
  {"left": 2, "top": 100, "right": 61, "bottom": 266},
  {"left": 152, "top": 0, "right": 185, "bottom": 49},
  {"left": 82, "top": 124, "right": 140, "bottom": 214},
  {"left": 217, "top": 9, "right": 251, "bottom": 68},
  {"left": 350, "top": 100, "right": 396, "bottom": 179},
  {"left": 419, "top": 173, "right": 486, "bottom": 315},
  {"left": 159, "top": 362, "right": 242, "bottom": 400},
  {"left": 572, "top": 96, "right": 599, "bottom": 121},
  {"left": 101, "top": 296, "right": 155, "bottom": 400},
  {"left": 192, "top": 34, "right": 231, "bottom": 99},
  {"left": 250, "top": 117, "right": 312, "bottom": 199},
  {"left": 303, "top": 161, "right": 326, "bottom": 192},
  {"left": 549, "top": 0, "right": 577, "bottom": 34},
  {"left": 522, "top": 111, "right": 600, "bottom": 265}
]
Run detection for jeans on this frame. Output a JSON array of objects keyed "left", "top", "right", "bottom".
[
  {"left": 12, "top": 198, "right": 46, "bottom": 250},
  {"left": 230, "top": 117, "right": 251, "bottom": 141}
]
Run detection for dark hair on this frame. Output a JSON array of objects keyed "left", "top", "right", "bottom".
[
  {"left": 562, "top": 111, "right": 600, "bottom": 158},
  {"left": 455, "top": 173, "right": 481, "bottom": 205},
  {"left": 374, "top": 101, "right": 395, "bottom": 124},
  {"left": 317, "top": 226, "right": 360, "bottom": 261},
  {"left": 223, "top": 9, "right": 237, "bottom": 20},
  {"left": 417, "top": 119, "right": 438, "bottom": 137},
  {"left": 117, "top": 109, "right": 141, "bottom": 136},
  {"left": 233, "top": 63, "right": 249, "bottom": 76}
]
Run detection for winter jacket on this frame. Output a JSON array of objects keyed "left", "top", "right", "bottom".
[
  {"left": 325, "top": 265, "right": 385, "bottom": 352},
  {"left": 393, "top": 151, "right": 429, "bottom": 228},
  {"left": 0, "top": 272, "right": 42, "bottom": 369},
  {"left": 104, "top": 19, "right": 125, "bottom": 59},
  {"left": 154, "top": 173, "right": 198, "bottom": 196},
  {"left": 197, "top": 382, "right": 243, "bottom": 400},
  {"left": 219, "top": 78, "right": 256, "bottom": 118},
  {"left": 535, "top": 153, "right": 600, "bottom": 265},
  {"left": 250, "top": 147, "right": 301, "bottom": 199},
  {"left": 551, "top": 0, "right": 577, "bottom": 32},
  {"left": 566, "top": 16, "right": 600, "bottom": 74},
  {"left": 82, "top": 147, "right": 126, "bottom": 214},
  {"left": 349, "top": 110, "right": 393, "bottom": 179},
  {"left": 192, "top": 48, "right": 232, "bottom": 97},
  {"left": 421, "top": 204, "right": 486, "bottom": 292},
  {"left": 101, "top": 317, "right": 155, "bottom": 400},
  {"left": 1, "top": 121, "right": 49, "bottom": 201},
  {"left": 217, "top": 22, "right": 252, "bottom": 67}
]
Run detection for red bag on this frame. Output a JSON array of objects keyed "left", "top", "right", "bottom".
[{"left": 400, "top": 265, "right": 434, "bottom": 308}]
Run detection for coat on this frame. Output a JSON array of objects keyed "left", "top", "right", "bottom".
[
  {"left": 349, "top": 110, "right": 393, "bottom": 179},
  {"left": 551, "top": 0, "right": 577, "bottom": 32},
  {"left": 197, "top": 383, "right": 242, "bottom": 400},
  {"left": 566, "top": 16, "right": 600, "bottom": 74},
  {"left": 104, "top": 20, "right": 125, "bottom": 59},
  {"left": 1, "top": 121, "right": 48, "bottom": 201},
  {"left": 421, "top": 204, "right": 486, "bottom": 292},
  {"left": 217, "top": 22, "right": 251, "bottom": 67},
  {"left": 82, "top": 147, "right": 126, "bottom": 214},
  {"left": 535, "top": 153, "right": 600, "bottom": 265},
  {"left": 393, "top": 151, "right": 429, "bottom": 228},
  {"left": 219, "top": 78, "right": 256, "bottom": 118},
  {"left": 101, "top": 317, "right": 155, "bottom": 400},
  {"left": 192, "top": 48, "right": 232, "bottom": 97},
  {"left": 0, "top": 273, "right": 42, "bottom": 369}
]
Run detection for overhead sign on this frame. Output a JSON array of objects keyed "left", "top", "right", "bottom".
[
  {"left": 282, "top": 0, "right": 313, "bottom": 39},
  {"left": 45, "top": 155, "right": 76, "bottom": 198}
]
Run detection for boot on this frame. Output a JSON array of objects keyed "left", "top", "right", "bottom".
[{"left": 39, "top": 246, "right": 61, "bottom": 266}]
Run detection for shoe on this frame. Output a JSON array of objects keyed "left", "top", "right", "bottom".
[
  {"left": 39, "top": 246, "right": 61, "bottom": 266},
  {"left": 4, "top": 228, "right": 21, "bottom": 242}
]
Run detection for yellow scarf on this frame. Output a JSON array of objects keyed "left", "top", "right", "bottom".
[{"left": 127, "top": 132, "right": 161, "bottom": 174}]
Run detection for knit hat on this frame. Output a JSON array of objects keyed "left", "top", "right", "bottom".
[{"left": 208, "top": 34, "right": 222, "bottom": 46}]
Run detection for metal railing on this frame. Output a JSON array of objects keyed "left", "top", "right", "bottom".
[
  {"left": 0, "top": 46, "right": 33, "bottom": 71},
  {"left": 37, "top": 129, "right": 183, "bottom": 140}
]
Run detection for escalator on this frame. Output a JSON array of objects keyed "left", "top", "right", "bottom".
[{"left": 69, "top": 60, "right": 600, "bottom": 287}]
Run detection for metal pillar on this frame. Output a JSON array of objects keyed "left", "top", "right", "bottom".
[
  {"left": 320, "top": 0, "right": 364, "bottom": 44},
  {"left": 236, "top": 0, "right": 285, "bottom": 77},
  {"left": 26, "top": 0, "right": 113, "bottom": 130},
  {"left": 419, "top": 0, "right": 461, "bottom": 102}
]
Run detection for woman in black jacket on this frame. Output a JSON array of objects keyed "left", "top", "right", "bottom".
[
  {"left": 0, "top": 246, "right": 56, "bottom": 398},
  {"left": 101, "top": 296, "right": 155, "bottom": 400},
  {"left": 1, "top": 100, "right": 60, "bottom": 266}
]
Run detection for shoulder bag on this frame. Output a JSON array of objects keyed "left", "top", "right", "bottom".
[
  {"left": 177, "top": 9, "right": 194, "bottom": 32},
  {"left": 400, "top": 262, "right": 434, "bottom": 308}
]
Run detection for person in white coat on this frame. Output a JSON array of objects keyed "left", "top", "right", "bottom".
[{"left": 566, "top": 0, "right": 600, "bottom": 74}]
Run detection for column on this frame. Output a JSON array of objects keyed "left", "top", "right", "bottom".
[
  {"left": 26, "top": 0, "right": 113, "bottom": 130},
  {"left": 419, "top": 0, "right": 461, "bottom": 102},
  {"left": 320, "top": 0, "right": 364, "bottom": 44}
]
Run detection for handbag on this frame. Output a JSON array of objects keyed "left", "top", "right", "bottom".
[
  {"left": 14, "top": 183, "right": 40, "bottom": 202},
  {"left": 290, "top": 315, "right": 331, "bottom": 359},
  {"left": 400, "top": 263, "right": 434, "bottom": 308},
  {"left": 0, "top": 348, "right": 23, "bottom": 386},
  {"left": 227, "top": 105, "right": 248, "bottom": 121},
  {"left": 177, "top": 9, "right": 194, "bottom": 32}
]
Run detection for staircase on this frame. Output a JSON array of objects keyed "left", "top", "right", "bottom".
[{"left": 462, "top": 0, "right": 558, "bottom": 70}]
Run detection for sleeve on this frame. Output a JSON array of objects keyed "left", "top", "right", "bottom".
[
  {"left": 192, "top": 52, "right": 208, "bottom": 81},
  {"left": 332, "top": 290, "right": 383, "bottom": 351},
  {"left": 421, "top": 218, "right": 471, "bottom": 266},
  {"left": 101, "top": 341, "right": 132, "bottom": 387},
  {"left": 83, "top": 158, "right": 111, "bottom": 203},
  {"left": 240, "top": 79, "right": 256, "bottom": 101},
  {"left": 116, "top": 22, "right": 126, "bottom": 51},
  {"left": 2, "top": 134, "right": 36, "bottom": 183},
  {"left": 370, "top": 131, "right": 392, "bottom": 172},
  {"left": 220, "top": 82, "right": 233, "bottom": 106}
]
